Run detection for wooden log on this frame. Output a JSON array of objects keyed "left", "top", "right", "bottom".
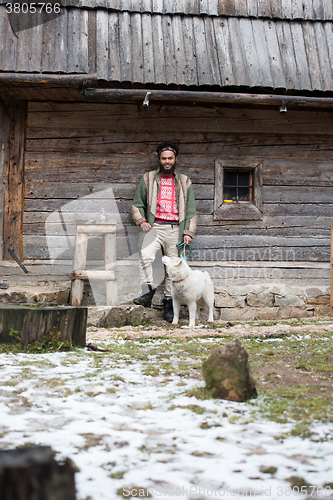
[
  {"left": 0, "top": 446, "right": 76, "bottom": 500},
  {"left": 0, "top": 303, "right": 87, "bottom": 347}
]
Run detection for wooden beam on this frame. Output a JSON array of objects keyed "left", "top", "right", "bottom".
[
  {"left": 3, "top": 101, "right": 26, "bottom": 261},
  {"left": 83, "top": 88, "right": 333, "bottom": 109}
]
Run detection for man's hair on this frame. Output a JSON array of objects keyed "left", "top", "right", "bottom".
[{"left": 156, "top": 142, "right": 179, "bottom": 158}]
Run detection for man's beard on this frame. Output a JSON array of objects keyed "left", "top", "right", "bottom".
[{"left": 160, "top": 164, "right": 176, "bottom": 176}]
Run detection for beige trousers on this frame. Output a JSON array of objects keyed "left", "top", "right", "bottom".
[{"left": 139, "top": 223, "right": 179, "bottom": 298}]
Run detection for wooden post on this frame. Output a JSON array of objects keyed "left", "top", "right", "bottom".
[
  {"left": 331, "top": 221, "right": 333, "bottom": 317},
  {"left": 71, "top": 229, "right": 88, "bottom": 306},
  {"left": 3, "top": 101, "right": 26, "bottom": 260},
  {"left": 104, "top": 231, "right": 117, "bottom": 306}
]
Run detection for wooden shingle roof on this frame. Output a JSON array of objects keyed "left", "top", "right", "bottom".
[{"left": 0, "top": 0, "right": 333, "bottom": 92}]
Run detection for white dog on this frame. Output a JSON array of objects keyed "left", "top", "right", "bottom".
[{"left": 162, "top": 256, "right": 214, "bottom": 327}]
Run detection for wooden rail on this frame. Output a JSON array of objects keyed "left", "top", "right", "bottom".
[{"left": 331, "top": 221, "right": 333, "bottom": 317}]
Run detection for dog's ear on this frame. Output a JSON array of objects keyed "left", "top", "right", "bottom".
[{"left": 174, "top": 258, "right": 183, "bottom": 267}]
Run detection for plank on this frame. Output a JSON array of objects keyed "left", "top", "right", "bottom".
[
  {"left": 152, "top": 0, "right": 163, "bottom": 13},
  {"left": 246, "top": 0, "right": 258, "bottom": 17},
  {"left": 96, "top": 10, "right": 109, "bottom": 80},
  {"left": 109, "top": 12, "right": 121, "bottom": 81},
  {"left": 322, "top": 0, "right": 333, "bottom": 19},
  {"left": 265, "top": 203, "right": 333, "bottom": 217},
  {"left": 151, "top": 15, "right": 166, "bottom": 83},
  {"left": 181, "top": 17, "right": 198, "bottom": 86},
  {"left": 172, "top": 15, "right": 186, "bottom": 85},
  {"left": 291, "top": 0, "right": 303, "bottom": 18},
  {"left": 0, "top": 7, "right": 17, "bottom": 71},
  {"left": 264, "top": 186, "right": 333, "bottom": 203},
  {"left": 239, "top": 18, "right": 261, "bottom": 87},
  {"left": 275, "top": 21, "right": 300, "bottom": 89},
  {"left": 204, "top": 17, "right": 222, "bottom": 86},
  {"left": 302, "top": 0, "right": 314, "bottom": 19},
  {"left": 0, "top": 101, "right": 11, "bottom": 260},
  {"left": 324, "top": 23, "right": 333, "bottom": 80},
  {"left": 270, "top": 0, "right": 283, "bottom": 19},
  {"left": 192, "top": 16, "right": 211, "bottom": 85},
  {"left": 198, "top": 0, "right": 210, "bottom": 15},
  {"left": 313, "top": 22, "right": 333, "bottom": 91},
  {"left": 119, "top": 11, "right": 132, "bottom": 81},
  {"left": 312, "top": 0, "right": 324, "bottom": 19},
  {"left": 227, "top": 18, "right": 248, "bottom": 86},
  {"left": 80, "top": 9, "right": 89, "bottom": 72},
  {"left": 251, "top": 20, "right": 274, "bottom": 87},
  {"left": 262, "top": 19, "right": 287, "bottom": 88},
  {"left": 161, "top": 15, "right": 177, "bottom": 84},
  {"left": 213, "top": 18, "right": 236, "bottom": 86},
  {"left": 302, "top": 22, "right": 323, "bottom": 91},
  {"left": 280, "top": 0, "right": 292, "bottom": 18},
  {"left": 142, "top": 13, "right": 155, "bottom": 83},
  {"left": 290, "top": 23, "right": 312, "bottom": 90},
  {"left": 67, "top": 9, "right": 81, "bottom": 72},
  {"left": 257, "top": 0, "right": 271, "bottom": 17},
  {"left": 130, "top": 13, "right": 144, "bottom": 83},
  {"left": 3, "top": 101, "right": 26, "bottom": 260},
  {"left": 264, "top": 160, "right": 333, "bottom": 186}
]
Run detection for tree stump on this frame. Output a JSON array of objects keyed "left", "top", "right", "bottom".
[
  {"left": 0, "top": 303, "right": 87, "bottom": 347},
  {"left": 0, "top": 446, "right": 77, "bottom": 500}
]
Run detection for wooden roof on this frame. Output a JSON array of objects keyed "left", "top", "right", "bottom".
[
  {"left": 50, "top": 0, "right": 333, "bottom": 21},
  {"left": 0, "top": 1, "right": 333, "bottom": 92}
]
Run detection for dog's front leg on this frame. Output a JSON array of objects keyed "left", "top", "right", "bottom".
[
  {"left": 188, "top": 301, "right": 197, "bottom": 328},
  {"left": 172, "top": 298, "right": 181, "bottom": 325}
]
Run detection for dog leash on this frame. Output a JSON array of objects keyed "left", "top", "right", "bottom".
[{"left": 176, "top": 241, "right": 199, "bottom": 260}]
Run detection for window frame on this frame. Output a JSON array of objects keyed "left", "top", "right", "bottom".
[{"left": 214, "top": 158, "right": 263, "bottom": 221}]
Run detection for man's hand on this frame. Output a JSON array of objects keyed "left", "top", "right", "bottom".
[
  {"left": 184, "top": 235, "right": 192, "bottom": 245},
  {"left": 140, "top": 222, "right": 152, "bottom": 232}
]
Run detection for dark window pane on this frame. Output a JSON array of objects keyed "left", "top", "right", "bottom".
[
  {"left": 238, "top": 187, "right": 250, "bottom": 201},
  {"left": 224, "top": 187, "right": 237, "bottom": 201},
  {"left": 224, "top": 171, "right": 237, "bottom": 186},
  {"left": 238, "top": 171, "right": 250, "bottom": 186}
]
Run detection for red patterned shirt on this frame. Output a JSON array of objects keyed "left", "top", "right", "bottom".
[{"left": 155, "top": 175, "right": 179, "bottom": 222}]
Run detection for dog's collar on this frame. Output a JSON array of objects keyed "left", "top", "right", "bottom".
[{"left": 173, "top": 278, "right": 186, "bottom": 283}]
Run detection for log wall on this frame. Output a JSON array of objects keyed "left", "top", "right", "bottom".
[{"left": 23, "top": 101, "right": 333, "bottom": 288}]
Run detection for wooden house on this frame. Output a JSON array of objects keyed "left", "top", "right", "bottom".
[{"left": 0, "top": 0, "right": 333, "bottom": 318}]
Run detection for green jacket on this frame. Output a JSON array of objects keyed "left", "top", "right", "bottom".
[{"left": 131, "top": 167, "right": 197, "bottom": 246}]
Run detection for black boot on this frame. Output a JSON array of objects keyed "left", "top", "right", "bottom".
[
  {"left": 163, "top": 298, "right": 174, "bottom": 322},
  {"left": 133, "top": 285, "right": 156, "bottom": 308}
]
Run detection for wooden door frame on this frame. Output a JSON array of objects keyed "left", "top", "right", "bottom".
[{"left": 2, "top": 100, "right": 26, "bottom": 261}]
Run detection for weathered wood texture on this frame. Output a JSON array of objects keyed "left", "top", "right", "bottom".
[
  {"left": 0, "top": 0, "right": 326, "bottom": 20},
  {"left": 23, "top": 102, "right": 333, "bottom": 275},
  {"left": 0, "top": 303, "right": 87, "bottom": 346},
  {"left": 0, "top": 446, "right": 77, "bottom": 500},
  {"left": 0, "top": 99, "right": 11, "bottom": 261},
  {"left": 1, "top": 4, "right": 333, "bottom": 92},
  {"left": 3, "top": 101, "right": 26, "bottom": 261}
]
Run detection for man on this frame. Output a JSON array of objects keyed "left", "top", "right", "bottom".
[{"left": 131, "top": 142, "right": 197, "bottom": 321}]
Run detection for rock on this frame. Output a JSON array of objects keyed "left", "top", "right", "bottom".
[
  {"left": 202, "top": 339, "right": 257, "bottom": 402},
  {"left": 215, "top": 294, "right": 245, "bottom": 308},
  {"left": 275, "top": 295, "right": 305, "bottom": 307},
  {"left": 247, "top": 293, "right": 273, "bottom": 307},
  {"left": 97, "top": 305, "right": 149, "bottom": 327},
  {"left": 219, "top": 307, "right": 256, "bottom": 322}
]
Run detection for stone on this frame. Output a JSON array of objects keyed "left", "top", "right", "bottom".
[
  {"left": 278, "top": 307, "right": 314, "bottom": 319},
  {"left": 247, "top": 293, "right": 273, "bottom": 307},
  {"left": 97, "top": 305, "right": 149, "bottom": 327},
  {"left": 307, "top": 297, "right": 330, "bottom": 305},
  {"left": 202, "top": 339, "right": 257, "bottom": 402},
  {"left": 253, "top": 307, "right": 279, "bottom": 321},
  {"left": 214, "top": 295, "right": 245, "bottom": 308},
  {"left": 220, "top": 308, "right": 256, "bottom": 322},
  {"left": 306, "top": 287, "right": 326, "bottom": 298},
  {"left": 313, "top": 305, "right": 331, "bottom": 317},
  {"left": 274, "top": 295, "right": 305, "bottom": 307}
]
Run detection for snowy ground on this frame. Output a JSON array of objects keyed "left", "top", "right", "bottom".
[{"left": 0, "top": 335, "right": 333, "bottom": 500}]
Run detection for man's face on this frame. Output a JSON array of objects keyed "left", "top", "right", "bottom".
[{"left": 159, "top": 150, "right": 177, "bottom": 175}]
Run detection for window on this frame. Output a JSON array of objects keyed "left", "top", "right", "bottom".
[{"left": 214, "top": 158, "right": 263, "bottom": 221}]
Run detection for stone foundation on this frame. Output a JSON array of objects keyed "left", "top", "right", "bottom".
[{"left": 214, "top": 285, "right": 330, "bottom": 321}]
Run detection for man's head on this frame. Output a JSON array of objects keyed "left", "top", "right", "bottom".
[{"left": 156, "top": 142, "right": 179, "bottom": 176}]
